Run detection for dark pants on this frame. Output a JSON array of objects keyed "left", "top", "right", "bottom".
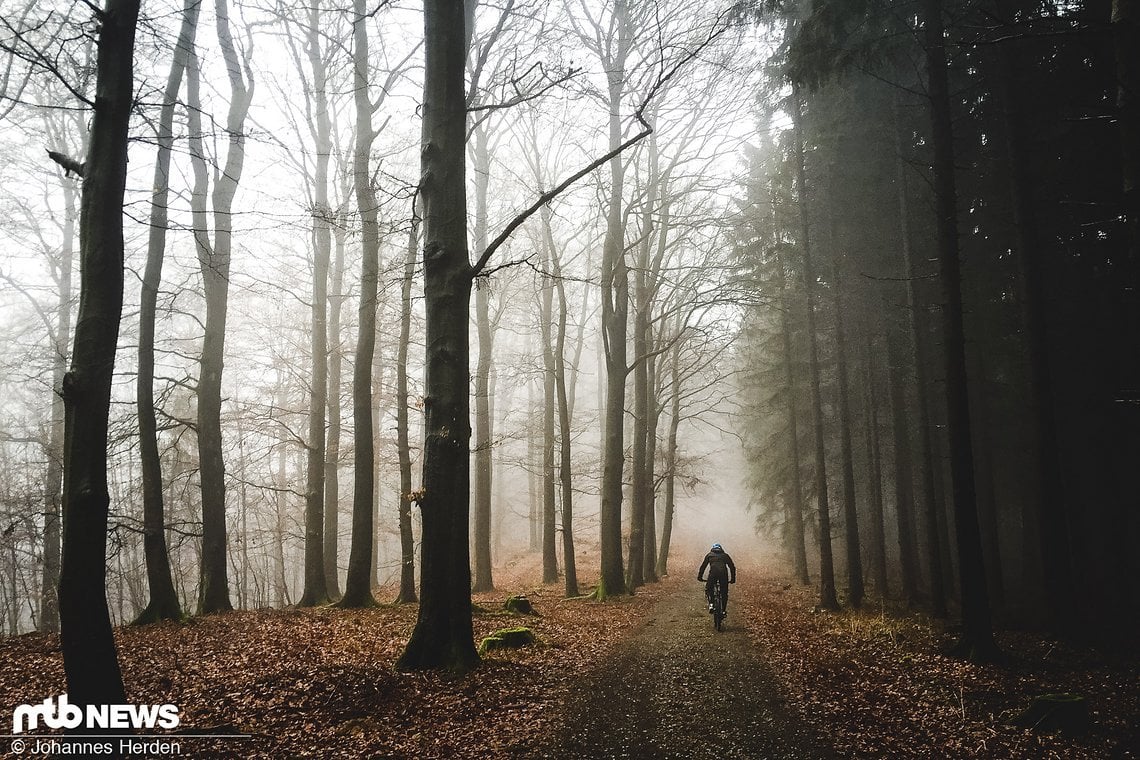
[{"left": 705, "top": 574, "right": 729, "bottom": 611}]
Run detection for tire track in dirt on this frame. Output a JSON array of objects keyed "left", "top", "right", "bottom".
[{"left": 535, "top": 579, "right": 836, "bottom": 759}]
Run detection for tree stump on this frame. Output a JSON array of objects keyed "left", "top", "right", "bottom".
[
  {"left": 478, "top": 626, "right": 536, "bottom": 655},
  {"left": 1012, "top": 693, "right": 1089, "bottom": 735},
  {"left": 504, "top": 595, "right": 537, "bottom": 615}
]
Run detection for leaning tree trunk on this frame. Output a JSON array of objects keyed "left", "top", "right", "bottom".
[
  {"left": 338, "top": 0, "right": 380, "bottom": 609},
  {"left": 791, "top": 84, "right": 839, "bottom": 611},
  {"left": 397, "top": 0, "right": 478, "bottom": 671},
  {"left": 57, "top": 0, "right": 138, "bottom": 714},
  {"left": 135, "top": 0, "right": 198, "bottom": 624},
  {"left": 923, "top": 0, "right": 998, "bottom": 660}
]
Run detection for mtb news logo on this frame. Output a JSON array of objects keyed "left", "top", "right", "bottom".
[{"left": 12, "top": 694, "right": 180, "bottom": 733}]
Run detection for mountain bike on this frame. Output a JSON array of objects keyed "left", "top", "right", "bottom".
[{"left": 705, "top": 579, "right": 726, "bottom": 631}]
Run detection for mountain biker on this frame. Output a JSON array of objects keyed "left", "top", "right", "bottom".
[{"left": 697, "top": 543, "right": 736, "bottom": 616}]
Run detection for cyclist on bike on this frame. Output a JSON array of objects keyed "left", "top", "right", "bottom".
[{"left": 697, "top": 543, "right": 736, "bottom": 616}]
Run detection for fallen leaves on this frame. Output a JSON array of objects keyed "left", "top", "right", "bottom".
[{"left": 739, "top": 574, "right": 1139, "bottom": 759}]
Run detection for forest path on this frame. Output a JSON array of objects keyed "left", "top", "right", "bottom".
[{"left": 536, "top": 576, "right": 837, "bottom": 759}]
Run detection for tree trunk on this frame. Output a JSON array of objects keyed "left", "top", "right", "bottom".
[
  {"left": 862, "top": 333, "right": 888, "bottom": 599},
  {"left": 194, "top": 0, "right": 252, "bottom": 615},
  {"left": 395, "top": 202, "right": 419, "bottom": 603},
  {"left": 791, "top": 84, "right": 839, "bottom": 611},
  {"left": 923, "top": 0, "right": 998, "bottom": 659},
  {"left": 642, "top": 347, "right": 660, "bottom": 584},
  {"left": 885, "top": 302, "right": 921, "bottom": 606},
  {"left": 597, "top": 5, "right": 632, "bottom": 599},
  {"left": 656, "top": 345, "right": 681, "bottom": 577},
  {"left": 396, "top": 0, "right": 478, "bottom": 671},
  {"left": 57, "top": 0, "right": 138, "bottom": 714},
  {"left": 298, "top": 6, "right": 334, "bottom": 608},
  {"left": 325, "top": 212, "right": 347, "bottom": 598},
  {"left": 540, "top": 259, "right": 559, "bottom": 584},
  {"left": 772, "top": 195, "right": 810, "bottom": 586},
  {"left": 338, "top": 0, "right": 380, "bottom": 609},
  {"left": 135, "top": 0, "right": 198, "bottom": 624},
  {"left": 893, "top": 123, "right": 947, "bottom": 617},
  {"left": 40, "top": 149, "right": 78, "bottom": 633},
  {"left": 832, "top": 269, "right": 864, "bottom": 608},
  {"left": 549, "top": 216, "right": 579, "bottom": 597},
  {"left": 472, "top": 122, "right": 495, "bottom": 593}
]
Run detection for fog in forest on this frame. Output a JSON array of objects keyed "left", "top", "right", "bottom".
[{"left": 0, "top": 0, "right": 1136, "bottom": 704}]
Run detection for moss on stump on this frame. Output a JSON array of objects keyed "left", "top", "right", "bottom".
[
  {"left": 478, "top": 626, "right": 536, "bottom": 655},
  {"left": 504, "top": 595, "right": 538, "bottom": 615},
  {"left": 1012, "top": 693, "right": 1090, "bottom": 735}
]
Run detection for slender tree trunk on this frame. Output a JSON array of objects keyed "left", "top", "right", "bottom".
[
  {"left": 893, "top": 125, "right": 947, "bottom": 617},
  {"left": 862, "top": 333, "right": 888, "bottom": 599},
  {"left": 338, "top": 0, "right": 380, "bottom": 608},
  {"left": 57, "top": 0, "right": 138, "bottom": 716},
  {"left": 397, "top": 0, "right": 478, "bottom": 671},
  {"left": 773, "top": 208, "right": 810, "bottom": 585},
  {"left": 885, "top": 304, "right": 921, "bottom": 606},
  {"left": 923, "top": 0, "right": 998, "bottom": 659},
  {"left": 598, "top": 4, "right": 632, "bottom": 599},
  {"left": 40, "top": 157, "right": 77, "bottom": 634},
  {"left": 194, "top": 0, "right": 252, "bottom": 614},
  {"left": 656, "top": 345, "right": 681, "bottom": 577},
  {"left": 540, "top": 261, "right": 559, "bottom": 583},
  {"left": 395, "top": 203, "right": 419, "bottom": 603},
  {"left": 627, "top": 174, "right": 655, "bottom": 591},
  {"left": 275, "top": 442, "right": 289, "bottom": 607},
  {"left": 472, "top": 123, "right": 495, "bottom": 592},
  {"left": 642, "top": 349, "right": 660, "bottom": 584},
  {"left": 833, "top": 270, "right": 864, "bottom": 608},
  {"left": 325, "top": 216, "right": 346, "bottom": 598},
  {"left": 135, "top": 0, "right": 198, "bottom": 624},
  {"left": 791, "top": 84, "right": 839, "bottom": 611},
  {"left": 549, "top": 218, "right": 579, "bottom": 597}
]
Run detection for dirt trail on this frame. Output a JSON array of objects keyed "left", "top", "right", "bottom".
[{"left": 535, "top": 577, "right": 836, "bottom": 759}]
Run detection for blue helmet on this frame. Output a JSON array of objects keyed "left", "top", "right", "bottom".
[{"left": 711, "top": 543, "right": 722, "bottom": 552}]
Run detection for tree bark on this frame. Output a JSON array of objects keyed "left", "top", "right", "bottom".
[
  {"left": 832, "top": 267, "right": 864, "bottom": 608},
  {"left": 194, "top": 0, "right": 252, "bottom": 615},
  {"left": 597, "top": 0, "right": 632, "bottom": 599},
  {"left": 397, "top": 0, "right": 478, "bottom": 671},
  {"left": 472, "top": 123, "right": 495, "bottom": 593},
  {"left": 338, "top": 0, "right": 380, "bottom": 608},
  {"left": 135, "top": 0, "right": 198, "bottom": 624},
  {"left": 862, "top": 333, "right": 888, "bottom": 599},
  {"left": 791, "top": 83, "right": 839, "bottom": 611},
  {"left": 58, "top": 0, "right": 138, "bottom": 715},
  {"left": 923, "top": 0, "right": 998, "bottom": 659},
  {"left": 656, "top": 344, "right": 681, "bottom": 577},
  {"left": 395, "top": 202, "right": 419, "bottom": 603},
  {"left": 893, "top": 122, "right": 947, "bottom": 617},
  {"left": 885, "top": 301, "right": 921, "bottom": 606},
  {"left": 549, "top": 214, "right": 579, "bottom": 597},
  {"left": 540, "top": 256, "right": 559, "bottom": 584}
]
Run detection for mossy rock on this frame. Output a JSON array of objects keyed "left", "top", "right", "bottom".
[
  {"left": 504, "top": 595, "right": 538, "bottom": 615},
  {"left": 478, "top": 626, "right": 536, "bottom": 655},
  {"left": 1011, "top": 693, "right": 1090, "bottom": 735}
]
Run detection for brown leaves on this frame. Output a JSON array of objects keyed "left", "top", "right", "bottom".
[
  {"left": 0, "top": 559, "right": 659, "bottom": 759},
  {"left": 739, "top": 576, "right": 1139, "bottom": 759}
]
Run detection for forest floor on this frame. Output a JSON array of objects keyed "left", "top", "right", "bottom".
[{"left": 0, "top": 555, "right": 1136, "bottom": 758}]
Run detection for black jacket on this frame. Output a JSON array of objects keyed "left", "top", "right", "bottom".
[{"left": 698, "top": 549, "right": 736, "bottom": 582}]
